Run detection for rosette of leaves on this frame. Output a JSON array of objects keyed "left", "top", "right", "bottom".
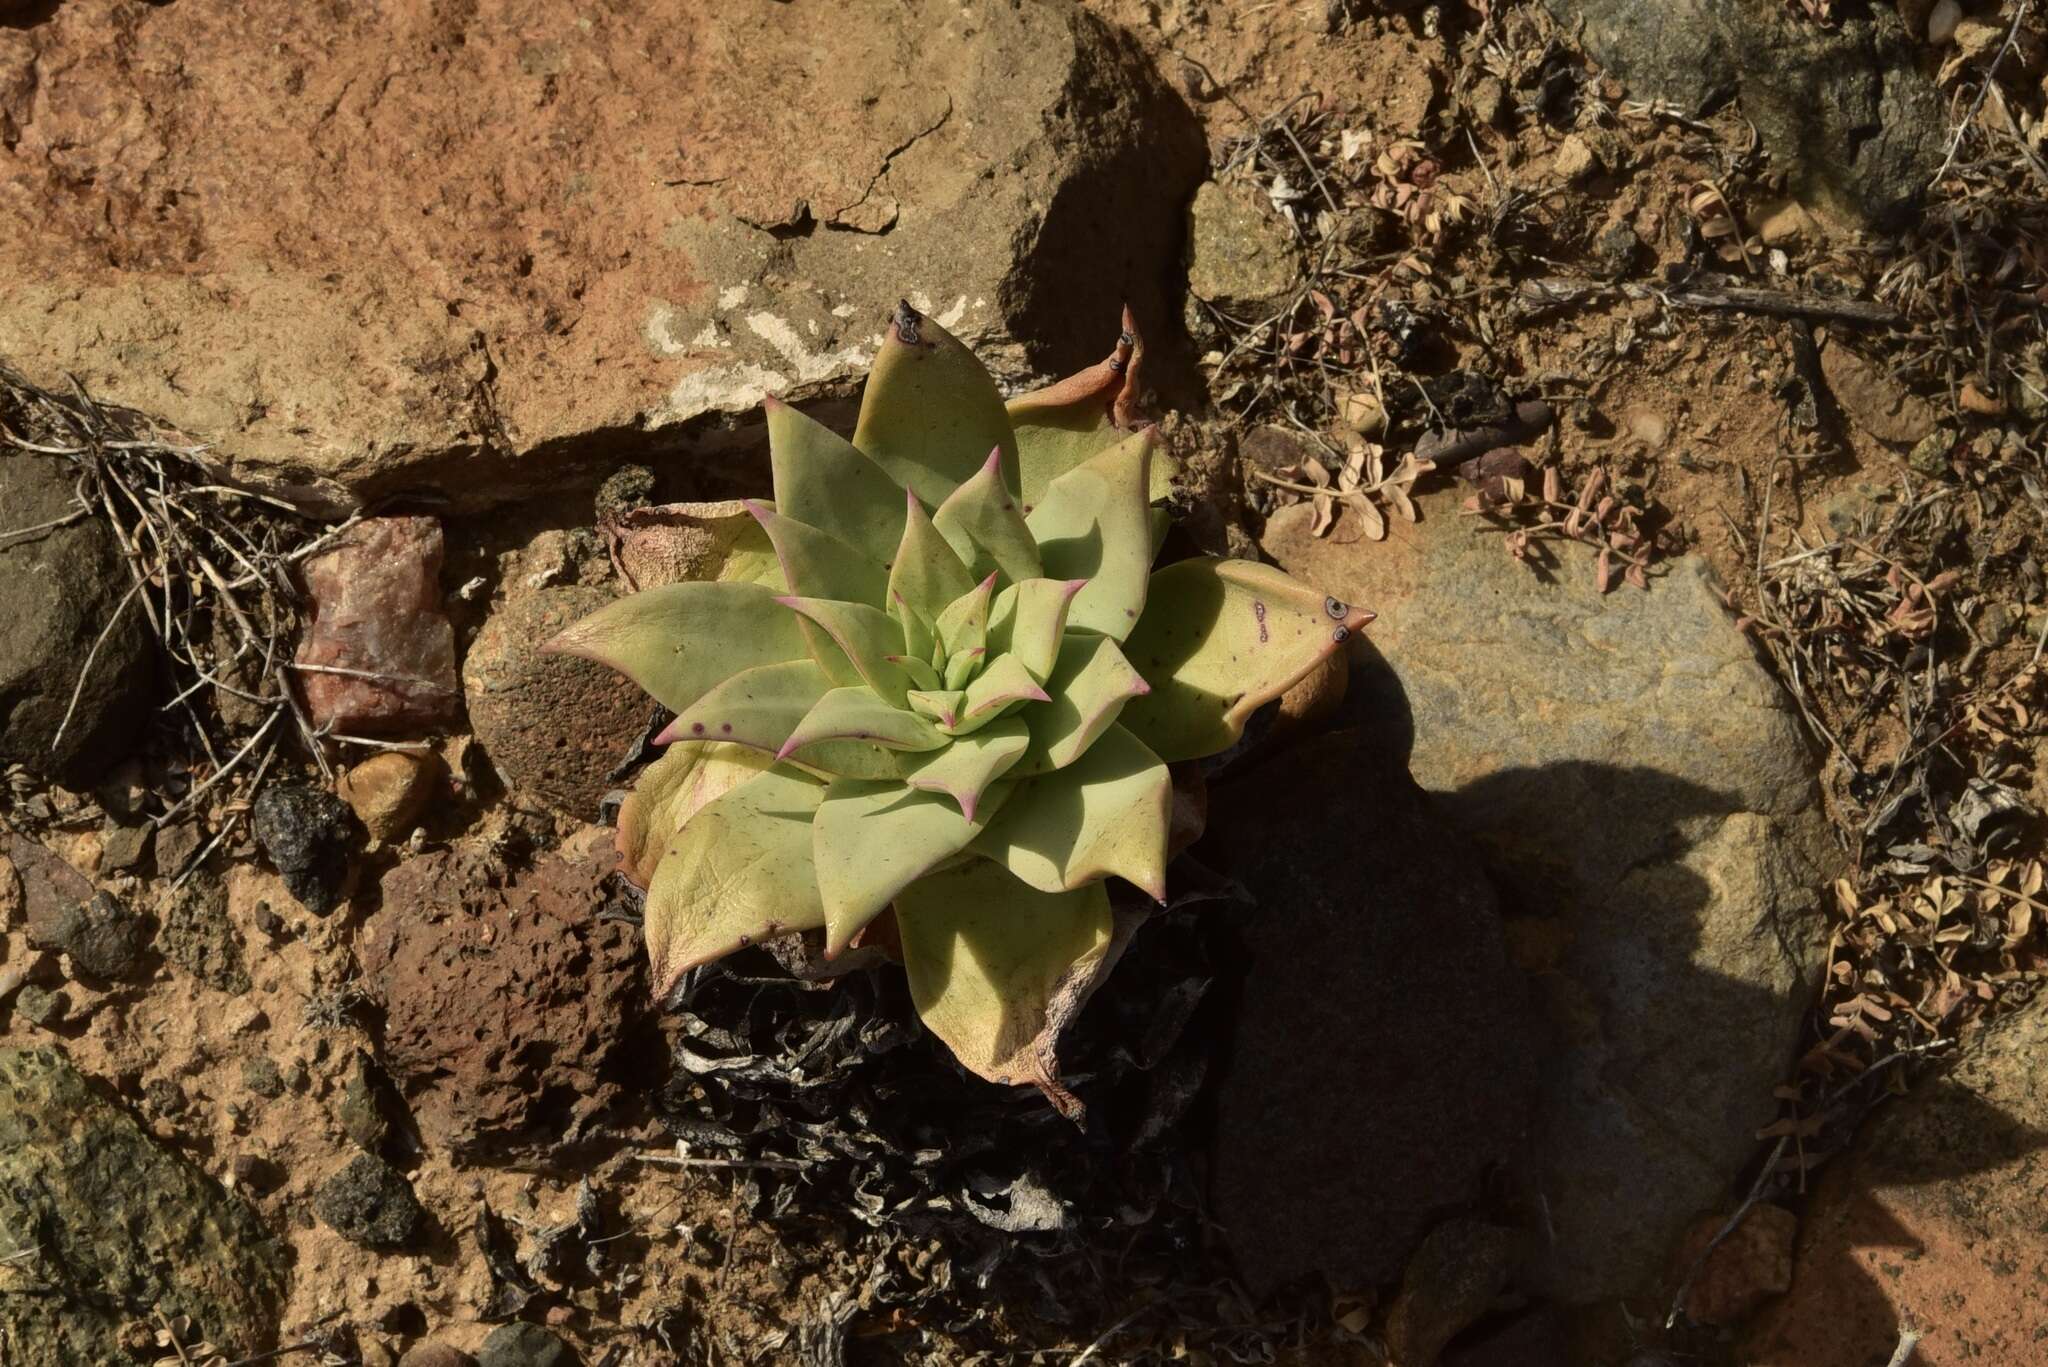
[{"left": 550, "top": 302, "right": 1371, "bottom": 1108}]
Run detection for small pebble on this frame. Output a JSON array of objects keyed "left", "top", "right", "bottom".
[
  {"left": 13, "top": 983, "right": 66, "bottom": 1028},
  {"left": 1927, "top": 0, "right": 1961, "bottom": 44},
  {"left": 398, "top": 1344, "right": 479, "bottom": 1367},
  {"left": 478, "top": 1322, "right": 578, "bottom": 1367}
]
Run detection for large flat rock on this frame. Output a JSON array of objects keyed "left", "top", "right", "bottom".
[
  {"left": 0, "top": 0, "right": 1202, "bottom": 513},
  {"left": 1263, "top": 497, "right": 1837, "bottom": 1302}
]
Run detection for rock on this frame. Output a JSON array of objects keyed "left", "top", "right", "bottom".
[
  {"left": 1743, "top": 1005, "right": 2048, "bottom": 1365},
  {"left": 12, "top": 982, "right": 65, "bottom": 1028},
  {"left": 478, "top": 1322, "right": 579, "bottom": 1367},
  {"left": 6, "top": 834, "right": 92, "bottom": 947},
  {"left": 1186, "top": 179, "right": 1303, "bottom": 317},
  {"left": 250, "top": 783, "right": 359, "bottom": 914},
  {"left": 35, "top": 890, "right": 153, "bottom": 980},
  {"left": 1385, "top": 1221, "right": 1518, "bottom": 1367},
  {"left": 99, "top": 821, "right": 152, "bottom": 873},
  {"left": 0, "top": 1046, "right": 287, "bottom": 1361},
  {"left": 463, "top": 587, "right": 649, "bottom": 819},
  {"left": 1671, "top": 1202, "right": 1796, "bottom": 1326},
  {"left": 339, "top": 1050, "right": 400, "bottom": 1155},
  {"left": 158, "top": 879, "right": 252, "bottom": 993},
  {"left": 1820, "top": 341, "right": 1940, "bottom": 446},
  {"left": 1553, "top": 132, "right": 1600, "bottom": 181},
  {"left": 1925, "top": 0, "right": 1961, "bottom": 45},
  {"left": 230, "top": 1152, "right": 284, "bottom": 1197},
  {"left": 1592, "top": 221, "right": 1643, "bottom": 280},
  {"left": 593, "top": 465, "right": 659, "bottom": 524},
  {"left": 1543, "top": 0, "right": 1944, "bottom": 225},
  {"left": 1207, "top": 734, "right": 1539, "bottom": 1294},
  {"left": 295, "top": 518, "right": 461, "bottom": 735},
  {"left": 242, "top": 1056, "right": 287, "bottom": 1101},
  {"left": 0, "top": 0, "right": 1202, "bottom": 515},
  {"left": 399, "top": 1346, "right": 479, "bottom": 1367},
  {"left": 1263, "top": 494, "right": 1834, "bottom": 1302},
  {"left": 154, "top": 819, "right": 207, "bottom": 879},
  {"left": 0, "top": 852, "right": 19, "bottom": 928},
  {"left": 359, "top": 840, "right": 652, "bottom": 1159},
  {"left": 0, "top": 454, "right": 156, "bottom": 785},
  {"left": 338, "top": 750, "right": 443, "bottom": 842},
  {"left": 314, "top": 1153, "right": 428, "bottom": 1250},
  {"left": 1755, "top": 198, "right": 1819, "bottom": 248}
]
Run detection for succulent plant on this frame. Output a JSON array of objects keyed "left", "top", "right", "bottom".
[{"left": 549, "top": 302, "right": 1371, "bottom": 1110}]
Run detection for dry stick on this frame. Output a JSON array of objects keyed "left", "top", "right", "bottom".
[
  {"left": 170, "top": 733, "right": 282, "bottom": 891},
  {"left": 48, "top": 574, "right": 145, "bottom": 754},
  {"left": 1662, "top": 1038, "right": 1951, "bottom": 1328},
  {"left": 154, "top": 707, "right": 282, "bottom": 830},
  {"left": 1886, "top": 1327, "right": 1923, "bottom": 1367},
  {"left": 1519, "top": 277, "right": 1906, "bottom": 327},
  {"left": 0, "top": 509, "right": 88, "bottom": 547}
]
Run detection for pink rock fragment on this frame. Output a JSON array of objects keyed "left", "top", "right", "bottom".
[{"left": 293, "top": 517, "right": 459, "bottom": 735}]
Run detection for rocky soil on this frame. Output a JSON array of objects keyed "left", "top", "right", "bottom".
[{"left": 3, "top": 1, "right": 2046, "bottom": 1365}]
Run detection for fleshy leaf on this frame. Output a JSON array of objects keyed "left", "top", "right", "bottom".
[
  {"left": 776, "top": 596, "right": 915, "bottom": 706},
  {"left": 1118, "top": 557, "right": 1374, "bottom": 762},
  {"left": 814, "top": 780, "right": 1010, "bottom": 955},
  {"left": 934, "top": 573, "right": 997, "bottom": 660},
  {"left": 904, "top": 718, "right": 1029, "bottom": 821},
  {"left": 887, "top": 653, "right": 942, "bottom": 692},
  {"left": 932, "top": 448, "right": 1043, "bottom": 587},
  {"left": 943, "top": 647, "right": 985, "bottom": 693},
  {"left": 1024, "top": 427, "right": 1157, "bottom": 641},
  {"left": 747, "top": 501, "right": 888, "bottom": 608},
  {"left": 895, "top": 863, "right": 1116, "bottom": 1108},
  {"left": 1020, "top": 634, "right": 1151, "bottom": 772},
  {"left": 542, "top": 581, "right": 811, "bottom": 715},
  {"left": 973, "top": 722, "right": 1169, "bottom": 900},
  {"left": 780, "top": 687, "right": 947, "bottom": 760},
  {"left": 615, "top": 741, "right": 777, "bottom": 888},
  {"left": 642, "top": 769, "right": 827, "bottom": 998},
  {"left": 1007, "top": 307, "right": 1155, "bottom": 507},
  {"left": 952, "top": 653, "right": 1050, "bottom": 735},
  {"left": 655, "top": 658, "right": 832, "bottom": 755},
  {"left": 988, "top": 577, "right": 1087, "bottom": 682},
  {"left": 765, "top": 396, "right": 906, "bottom": 568},
  {"left": 888, "top": 492, "right": 977, "bottom": 627},
  {"left": 893, "top": 590, "right": 938, "bottom": 664},
  {"left": 852, "top": 303, "right": 1019, "bottom": 508},
  {"left": 908, "top": 689, "right": 965, "bottom": 728}
]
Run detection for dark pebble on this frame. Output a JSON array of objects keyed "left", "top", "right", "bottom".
[
  {"left": 251, "top": 784, "right": 359, "bottom": 915},
  {"left": 478, "top": 1323, "right": 578, "bottom": 1367},
  {"left": 315, "top": 1154, "right": 427, "bottom": 1250},
  {"left": 42, "top": 890, "right": 153, "bottom": 979}
]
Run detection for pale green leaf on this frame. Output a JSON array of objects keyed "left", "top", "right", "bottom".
[
  {"left": 973, "top": 722, "right": 1169, "bottom": 900},
  {"left": 908, "top": 689, "right": 966, "bottom": 728},
  {"left": 747, "top": 501, "right": 888, "bottom": 608},
  {"left": 887, "top": 492, "right": 977, "bottom": 627},
  {"left": 951, "top": 653, "right": 1049, "bottom": 735},
  {"left": 1118, "top": 557, "right": 1372, "bottom": 762},
  {"left": 895, "top": 864, "right": 1114, "bottom": 1095},
  {"left": 1019, "top": 634, "right": 1150, "bottom": 772},
  {"left": 852, "top": 306, "right": 1019, "bottom": 507},
  {"left": 542, "top": 581, "right": 810, "bottom": 714},
  {"left": 932, "top": 448, "right": 1043, "bottom": 587},
  {"left": 780, "top": 686, "right": 947, "bottom": 760},
  {"left": 776, "top": 596, "right": 915, "bottom": 706},
  {"left": 642, "top": 769, "right": 826, "bottom": 997},
  {"left": 615, "top": 740, "right": 777, "bottom": 888},
  {"left": 765, "top": 396, "right": 906, "bottom": 568},
  {"left": 813, "top": 780, "right": 1011, "bottom": 955},
  {"left": 988, "top": 577, "right": 1087, "bottom": 682},
  {"left": 656, "top": 658, "right": 832, "bottom": 756},
  {"left": 904, "top": 718, "right": 1030, "bottom": 821},
  {"left": 1024, "top": 427, "right": 1157, "bottom": 641},
  {"left": 887, "top": 653, "right": 942, "bottom": 692},
  {"left": 943, "top": 648, "right": 985, "bottom": 692},
  {"left": 934, "top": 573, "right": 997, "bottom": 660}
]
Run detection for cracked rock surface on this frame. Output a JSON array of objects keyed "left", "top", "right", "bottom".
[{"left": 0, "top": 0, "right": 1204, "bottom": 514}]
